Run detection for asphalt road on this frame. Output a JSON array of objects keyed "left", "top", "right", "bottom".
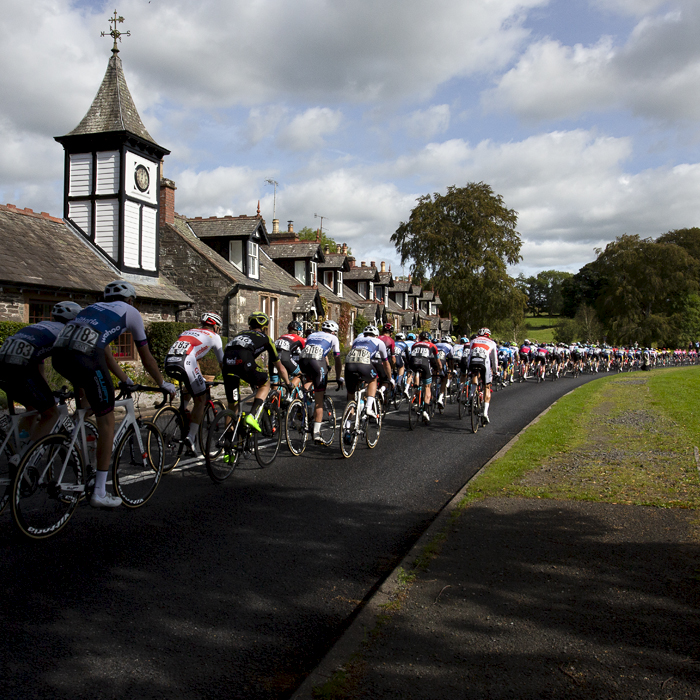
[{"left": 0, "top": 371, "right": 602, "bottom": 700}]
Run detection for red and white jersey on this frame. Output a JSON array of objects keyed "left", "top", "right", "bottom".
[
  {"left": 469, "top": 335, "right": 498, "bottom": 370},
  {"left": 167, "top": 328, "right": 224, "bottom": 363}
]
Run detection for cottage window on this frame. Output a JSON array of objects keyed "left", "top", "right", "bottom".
[
  {"left": 324, "top": 271, "right": 334, "bottom": 289},
  {"left": 375, "top": 285, "right": 383, "bottom": 302},
  {"left": 357, "top": 281, "right": 367, "bottom": 299},
  {"left": 248, "top": 241, "right": 259, "bottom": 279},
  {"left": 28, "top": 301, "right": 53, "bottom": 324},
  {"left": 229, "top": 240, "right": 243, "bottom": 270},
  {"left": 294, "top": 260, "right": 306, "bottom": 284},
  {"left": 337, "top": 271, "right": 343, "bottom": 297},
  {"left": 260, "top": 295, "right": 278, "bottom": 338},
  {"left": 111, "top": 332, "right": 135, "bottom": 360}
]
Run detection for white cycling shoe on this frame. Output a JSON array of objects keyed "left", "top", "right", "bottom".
[{"left": 90, "top": 492, "right": 122, "bottom": 508}]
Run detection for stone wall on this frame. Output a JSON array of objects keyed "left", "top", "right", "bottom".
[{"left": 0, "top": 289, "right": 26, "bottom": 321}]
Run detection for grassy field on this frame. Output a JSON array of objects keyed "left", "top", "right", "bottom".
[
  {"left": 523, "top": 314, "right": 558, "bottom": 344},
  {"left": 464, "top": 365, "right": 700, "bottom": 509}
]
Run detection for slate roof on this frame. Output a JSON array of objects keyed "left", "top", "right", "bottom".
[
  {"left": 318, "top": 285, "right": 345, "bottom": 306},
  {"left": 0, "top": 204, "right": 190, "bottom": 303},
  {"left": 378, "top": 271, "right": 393, "bottom": 287},
  {"left": 293, "top": 288, "right": 323, "bottom": 314},
  {"left": 263, "top": 242, "right": 324, "bottom": 261},
  {"left": 386, "top": 298, "right": 404, "bottom": 315},
  {"left": 344, "top": 266, "right": 380, "bottom": 281},
  {"left": 170, "top": 215, "right": 298, "bottom": 296},
  {"left": 391, "top": 280, "right": 412, "bottom": 293},
  {"left": 421, "top": 290, "right": 435, "bottom": 302},
  {"left": 58, "top": 52, "right": 162, "bottom": 148},
  {"left": 341, "top": 287, "right": 369, "bottom": 308},
  {"left": 317, "top": 253, "right": 350, "bottom": 271},
  {"left": 188, "top": 216, "right": 267, "bottom": 242}
]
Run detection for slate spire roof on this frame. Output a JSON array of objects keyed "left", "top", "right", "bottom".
[{"left": 60, "top": 50, "right": 159, "bottom": 146}]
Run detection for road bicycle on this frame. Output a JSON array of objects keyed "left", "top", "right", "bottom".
[
  {"left": 284, "top": 385, "right": 336, "bottom": 456},
  {"left": 205, "top": 392, "right": 282, "bottom": 482},
  {"left": 467, "top": 374, "right": 485, "bottom": 434},
  {"left": 406, "top": 372, "right": 435, "bottom": 430},
  {"left": 11, "top": 384, "right": 167, "bottom": 540},
  {"left": 152, "top": 380, "right": 225, "bottom": 473},
  {"left": 339, "top": 382, "right": 381, "bottom": 458}
]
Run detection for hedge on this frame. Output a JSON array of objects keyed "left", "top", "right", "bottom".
[
  {"left": 0, "top": 321, "right": 29, "bottom": 348},
  {"left": 147, "top": 321, "right": 228, "bottom": 373}
]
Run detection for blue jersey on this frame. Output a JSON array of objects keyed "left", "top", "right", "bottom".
[
  {"left": 301, "top": 331, "right": 340, "bottom": 360},
  {"left": 0, "top": 320, "right": 64, "bottom": 367},
  {"left": 347, "top": 336, "right": 388, "bottom": 363},
  {"left": 394, "top": 340, "right": 409, "bottom": 362},
  {"left": 55, "top": 301, "right": 148, "bottom": 355}
]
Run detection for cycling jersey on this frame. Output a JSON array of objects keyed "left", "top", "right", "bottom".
[
  {"left": 468, "top": 335, "right": 498, "bottom": 384},
  {"left": 299, "top": 330, "right": 341, "bottom": 392},
  {"left": 222, "top": 329, "right": 279, "bottom": 402},
  {"left": 378, "top": 335, "right": 395, "bottom": 358},
  {"left": 394, "top": 340, "right": 409, "bottom": 368},
  {"left": 408, "top": 340, "right": 438, "bottom": 384},
  {"left": 435, "top": 343, "right": 452, "bottom": 376},
  {"left": 165, "top": 327, "right": 223, "bottom": 397},
  {"left": 275, "top": 332, "right": 305, "bottom": 376},
  {"left": 345, "top": 336, "right": 388, "bottom": 393}
]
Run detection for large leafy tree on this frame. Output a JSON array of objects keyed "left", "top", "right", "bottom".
[{"left": 392, "top": 183, "right": 526, "bottom": 333}]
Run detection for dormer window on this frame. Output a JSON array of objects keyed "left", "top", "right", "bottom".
[
  {"left": 375, "top": 285, "right": 383, "bottom": 302},
  {"left": 324, "top": 270, "right": 333, "bottom": 289},
  {"left": 294, "top": 260, "right": 306, "bottom": 284},
  {"left": 229, "top": 240, "right": 243, "bottom": 270},
  {"left": 369, "top": 281, "right": 374, "bottom": 300},
  {"left": 358, "top": 281, "right": 367, "bottom": 299},
  {"left": 337, "top": 271, "right": 343, "bottom": 297},
  {"left": 247, "top": 240, "right": 259, "bottom": 279}
]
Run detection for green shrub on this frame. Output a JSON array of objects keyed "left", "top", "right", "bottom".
[
  {"left": 0, "top": 321, "right": 29, "bottom": 348},
  {"left": 146, "top": 321, "right": 192, "bottom": 369}
]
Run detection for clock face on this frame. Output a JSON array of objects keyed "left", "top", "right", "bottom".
[{"left": 134, "top": 164, "right": 150, "bottom": 192}]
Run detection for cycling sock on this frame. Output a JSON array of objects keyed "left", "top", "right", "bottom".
[
  {"left": 95, "top": 470, "right": 108, "bottom": 498},
  {"left": 313, "top": 421, "right": 322, "bottom": 437},
  {"left": 483, "top": 402, "right": 490, "bottom": 417},
  {"left": 187, "top": 423, "right": 199, "bottom": 443},
  {"left": 366, "top": 396, "right": 376, "bottom": 415}
]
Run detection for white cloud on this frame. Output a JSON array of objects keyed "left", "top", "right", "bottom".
[
  {"left": 485, "top": 2, "right": 700, "bottom": 123},
  {"left": 276, "top": 108, "right": 343, "bottom": 151},
  {"left": 589, "top": 0, "right": 668, "bottom": 17},
  {"left": 404, "top": 105, "right": 451, "bottom": 140},
  {"left": 245, "top": 106, "right": 287, "bottom": 146}
]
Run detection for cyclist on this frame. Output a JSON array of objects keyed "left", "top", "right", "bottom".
[
  {"left": 299, "top": 319, "right": 344, "bottom": 444},
  {"left": 467, "top": 328, "right": 498, "bottom": 424},
  {"left": 0, "top": 301, "right": 82, "bottom": 444},
  {"left": 344, "top": 325, "right": 391, "bottom": 420},
  {"left": 222, "top": 311, "right": 291, "bottom": 432},
  {"left": 518, "top": 339, "right": 533, "bottom": 379},
  {"left": 274, "top": 320, "right": 306, "bottom": 389},
  {"left": 407, "top": 330, "right": 441, "bottom": 423},
  {"left": 377, "top": 323, "right": 396, "bottom": 404},
  {"left": 394, "top": 332, "right": 410, "bottom": 393},
  {"left": 434, "top": 337, "right": 453, "bottom": 408},
  {"left": 164, "top": 312, "right": 224, "bottom": 454},
  {"left": 52, "top": 281, "right": 177, "bottom": 508},
  {"left": 402, "top": 332, "right": 417, "bottom": 397}
]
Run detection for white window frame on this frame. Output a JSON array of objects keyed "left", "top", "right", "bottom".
[
  {"left": 369, "top": 281, "right": 374, "bottom": 300},
  {"left": 294, "top": 260, "right": 306, "bottom": 284},
  {"left": 357, "top": 281, "right": 367, "bottom": 299},
  {"left": 337, "top": 271, "right": 343, "bottom": 297},
  {"left": 311, "top": 261, "right": 318, "bottom": 286},
  {"left": 375, "top": 285, "right": 383, "bottom": 302},
  {"left": 323, "top": 270, "right": 334, "bottom": 290},
  {"left": 229, "top": 240, "right": 243, "bottom": 270},
  {"left": 248, "top": 241, "right": 259, "bottom": 279}
]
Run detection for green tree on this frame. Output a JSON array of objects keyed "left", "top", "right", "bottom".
[
  {"left": 298, "top": 226, "right": 351, "bottom": 255},
  {"left": 392, "top": 182, "right": 526, "bottom": 334}
]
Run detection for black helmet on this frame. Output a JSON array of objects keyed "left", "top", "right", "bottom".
[{"left": 288, "top": 320, "right": 303, "bottom": 334}]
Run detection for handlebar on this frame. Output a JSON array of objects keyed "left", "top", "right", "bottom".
[{"left": 116, "top": 383, "right": 169, "bottom": 409}]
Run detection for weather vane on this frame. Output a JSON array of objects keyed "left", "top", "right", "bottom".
[{"left": 101, "top": 10, "right": 130, "bottom": 53}]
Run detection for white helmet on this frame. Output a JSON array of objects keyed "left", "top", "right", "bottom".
[
  {"left": 104, "top": 280, "right": 137, "bottom": 301},
  {"left": 363, "top": 325, "right": 379, "bottom": 336},
  {"left": 52, "top": 301, "right": 82, "bottom": 323},
  {"left": 321, "top": 319, "right": 339, "bottom": 334},
  {"left": 201, "top": 312, "right": 222, "bottom": 328}
]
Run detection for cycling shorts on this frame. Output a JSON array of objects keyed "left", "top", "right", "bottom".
[
  {"left": 519, "top": 351, "right": 530, "bottom": 363},
  {"left": 222, "top": 349, "right": 268, "bottom": 403},
  {"left": 165, "top": 353, "right": 207, "bottom": 397},
  {"left": 277, "top": 351, "right": 301, "bottom": 378},
  {"left": 469, "top": 359, "right": 492, "bottom": 385},
  {"left": 534, "top": 355, "right": 546, "bottom": 365},
  {"left": 52, "top": 347, "right": 115, "bottom": 417},
  {"left": 373, "top": 360, "right": 389, "bottom": 384},
  {"left": 408, "top": 358, "right": 433, "bottom": 385},
  {"left": 344, "top": 362, "right": 377, "bottom": 394},
  {"left": 0, "top": 363, "right": 54, "bottom": 413},
  {"left": 299, "top": 357, "right": 328, "bottom": 392}
]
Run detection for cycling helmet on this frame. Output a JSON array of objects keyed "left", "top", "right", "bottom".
[
  {"left": 288, "top": 320, "right": 303, "bottom": 334},
  {"left": 321, "top": 319, "right": 339, "bottom": 334},
  {"left": 460, "top": 337, "right": 468, "bottom": 343},
  {"left": 395, "top": 332, "right": 405, "bottom": 341},
  {"left": 104, "top": 280, "right": 137, "bottom": 301},
  {"left": 248, "top": 311, "right": 270, "bottom": 329},
  {"left": 478, "top": 327, "right": 491, "bottom": 337},
  {"left": 419, "top": 330, "right": 431, "bottom": 341},
  {"left": 406, "top": 333, "right": 416, "bottom": 341},
  {"left": 201, "top": 312, "right": 222, "bottom": 329},
  {"left": 363, "top": 325, "right": 379, "bottom": 336},
  {"left": 52, "top": 301, "right": 82, "bottom": 323},
  {"left": 451, "top": 336, "right": 457, "bottom": 343},
  {"left": 382, "top": 322, "right": 393, "bottom": 333}
]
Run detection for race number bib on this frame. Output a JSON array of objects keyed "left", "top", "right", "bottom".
[
  {"left": 411, "top": 346, "right": 429, "bottom": 358},
  {"left": 302, "top": 344, "right": 324, "bottom": 360},
  {"left": 167, "top": 340, "right": 192, "bottom": 357},
  {"left": 276, "top": 338, "right": 291, "bottom": 352},
  {"left": 0, "top": 337, "right": 35, "bottom": 366},
  {"left": 437, "top": 350, "right": 446, "bottom": 361},
  {"left": 471, "top": 347, "right": 487, "bottom": 359},
  {"left": 55, "top": 323, "right": 100, "bottom": 354},
  {"left": 228, "top": 335, "right": 254, "bottom": 349},
  {"left": 346, "top": 347, "right": 371, "bottom": 364}
]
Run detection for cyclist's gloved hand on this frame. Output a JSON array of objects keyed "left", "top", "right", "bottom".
[
  {"left": 118, "top": 380, "right": 133, "bottom": 392},
  {"left": 161, "top": 381, "right": 177, "bottom": 396}
]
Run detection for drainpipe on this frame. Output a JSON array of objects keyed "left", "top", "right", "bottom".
[{"left": 223, "top": 284, "right": 239, "bottom": 337}]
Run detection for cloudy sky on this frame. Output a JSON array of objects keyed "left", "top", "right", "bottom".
[{"left": 2, "top": 0, "right": 700, "bottom": 276}]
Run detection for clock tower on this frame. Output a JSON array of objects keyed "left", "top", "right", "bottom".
[{"left": 54, "top": 12, "right": 169, "bottom": 277}]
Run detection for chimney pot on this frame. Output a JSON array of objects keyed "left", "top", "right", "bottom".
[
  {"left": 324, "top": 244, "right": 330, "bottom": 254},
  {"left": 336, "top": 244, "right": 341, "bottom": 254},
  {"left": 287, "top": 221, "right": 294, "bottom": 233},
  {"left": 380, "top": 261, "right": 386, "bottom": 272},
  {"left": 370, "top": 261, "right": 376, "bottom": 268},
  {"left": 342, "top": 243, "right": 348, "bottom": 254},
  {"left": 273, "top": 219, "right": 280, "bottom": 234},
  {"left": 361, "top": 261, "right": 366, "bottom": 267}
]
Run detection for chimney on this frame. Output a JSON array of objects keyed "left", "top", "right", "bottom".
[
  {"left": 287, "top": 220, "right": 294, "bottom": 234},
  {"left": 159, "top": 177, "right": 177, "bottom": 227},
  {"left": 316, "top": 228, "right": 321, "bottom": 243},
  {"left": 324, "top": 244, "right": 330, "bottom": 255},
  {"left": 342, "top": 243, "right": 348, "bottom": 255},
  {"left": 380, "top": 261, "right": 386, "bottom": 273},
  {"left": 336, "top": 244, "right": 341, "bottom": 254},
  {"left": 273, "top": 218, "right": 280, "bottom": 234},
  {"left": 408, "top": 273, "right": 412, "bottom": 282},
  {"left": 348, "top": 256, "right": 355, "bottom": 268},
  {"left": 370, "top": 261, "right": 376, "bottom": 268},
  {"left": 361, "top": 261, "right": 366, "bottom": 267}
]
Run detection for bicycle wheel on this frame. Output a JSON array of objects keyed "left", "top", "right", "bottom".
[
  {"left": 112, "top": 422, "right": 163, "bottom": 508},
  {"left": 206, "top": 409, "right": 242, "bottom": 482},
  {"left": 457, "top": 386, "right": 464, "bottom": 420},
  {"left": 339, "top": 401, "right": 358, "bottom": 458},
  {"left": 12, "top": 434, "right": 83, "bottom": 539},
  {"left": 152, "top": 406, "right": 184, "bottom": 473},
  {"left": 365, "top": 406, "right": 382, "bottom": 449},
  {"left": 470, "top": 393, "right": 480, "bottom": 434},
  {"left": 199, "top": 400, "right": 225, "bottom": 452},
  {"left": 319, "top": 396, "right": 336, "bottom": 445},
  {"left": 255, "top": 404, "right": 282, "bottom": 467},
  {"left": 285, "top": 399, "right": 307, "bottom": 456}
]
